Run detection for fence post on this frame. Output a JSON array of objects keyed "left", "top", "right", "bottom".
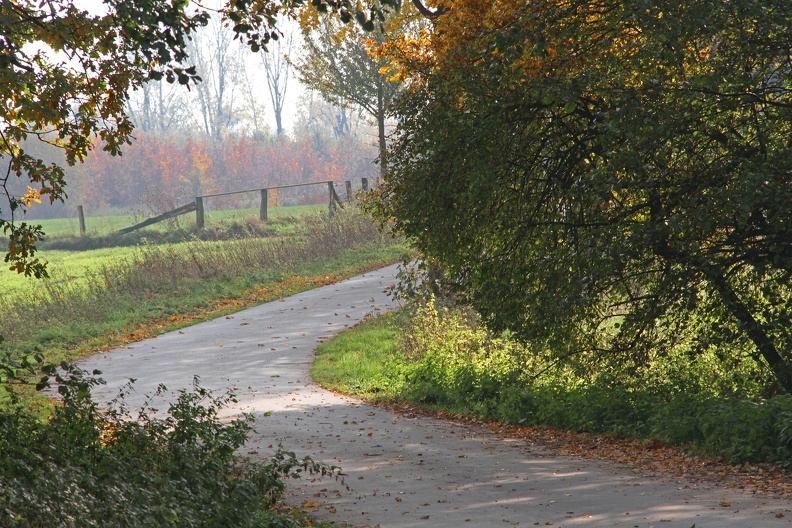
[
  {"left": 260, "top": 188, "right": 268, "bottom": 221},
  {"left": 345, "top": 181, "right": 353, "bottom": 202},
  {"left": 77, "top": 205, "right": 86, "bottom": 236},
  {"left": 361, "top": 177, "right": 369, "bottom": 192},
  {"left": 327, "top": 181, "right": 336, "bottom": 215},
  {"left": 195, "top": 197, "right": 205, "bottom": 229}
]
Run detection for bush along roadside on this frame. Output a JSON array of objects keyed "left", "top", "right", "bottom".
[
  {"left": 312, "top": 301, "right": 792, "bottom": 470},
  {"left": 0, "top": 363, "right": 343, "bottom": 528}
]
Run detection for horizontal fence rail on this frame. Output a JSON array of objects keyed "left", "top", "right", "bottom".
[{"left": 194, "top": 178, "right": 368, "bottom": 229}]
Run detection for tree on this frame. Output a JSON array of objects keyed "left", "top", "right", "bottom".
[
  {"left": 188, "top": 15, "right": 245, "bottom": 140},
  {"left": 0, "top": 0, "right": 209, "bottom": 277},
  {"left": 294, "top": 8, "right": 404, "bottom": 180},
  {"left": 126, "top": 78, "right": 192, "bottom": 134},
  {"left": 295, "top": 91, "right": 363, "bottom": 139},
  {"left": 260, "top": 25, "right": 293, "bottom": 137},
  {"left": 238, "top": 57, "right": 271, "bottom": 138},
  {"left": 374, "top": 0, "right": 792, "bottom": 392}
]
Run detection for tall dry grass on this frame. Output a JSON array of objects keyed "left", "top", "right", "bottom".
[{"left": 0, "top": 208, "right": 398, "bottom": 350}]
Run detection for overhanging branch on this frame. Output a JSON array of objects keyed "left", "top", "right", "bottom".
[{"left": 411, "top": 0, "right": 445, "bottom": 18}]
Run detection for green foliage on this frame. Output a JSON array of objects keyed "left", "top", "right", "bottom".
[
  {"left": 398, "top": 301, "right": 521, "bottom": 410},
  {"left": 226, "top": 0, "right": 401, "bottom": 55},
  {"left": 648, "top": 395, "right": 792, "bottom": 465},
  {"left": 0, "top": 366, "right": 339, "bottom": 527},
  {"left": 318, "top": 303, "right": 792, "bottom": 467},
  {"left": 375, "top": 0, "right": 792, "bottom": 392}
]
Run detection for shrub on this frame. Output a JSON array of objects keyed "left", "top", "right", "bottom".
[{"left": 0, "top": 365, "right": 341, "bottom": 527}]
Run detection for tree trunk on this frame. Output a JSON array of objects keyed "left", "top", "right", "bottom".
[
  {"left": 377, "top": 80, "right": 387, "bottom": 185},
  {"left": 704, "top": 265, "right": 792, "bottom": 393}
]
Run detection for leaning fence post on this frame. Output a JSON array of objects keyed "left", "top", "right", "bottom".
[
  {"left": 361, "top": 177, "right": 369, "bottom": 192},
  {"left": 77, "top": 205, "right": 86, "bottom": 236},
  {"left": 195, "top": 196, "right": 205, "bottom": 229},
  {"left": 260, "top": 189, "right": 268, "bottom": 221},
  {"left": 345, "top": 181, "right": 353, "bottom": 202}
]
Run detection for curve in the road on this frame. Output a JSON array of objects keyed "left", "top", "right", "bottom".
[{"left": 80, "top": 265, "right": 791, "bottom": 528}]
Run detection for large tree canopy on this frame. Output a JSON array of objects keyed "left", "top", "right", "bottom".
[{"left": 374, "top": 0, "right": 792, "bottom": 392}]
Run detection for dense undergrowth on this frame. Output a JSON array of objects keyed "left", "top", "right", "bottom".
[{"left": 313, "top": 267, "right": 792, "bottom": 469}]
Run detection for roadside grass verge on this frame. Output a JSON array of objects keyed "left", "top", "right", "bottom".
[
  {"left": 312, "top": 312, "right": 406, "bottom": 397},
  {"left": 312, "top": 303, "right": 792, "bottom": 471}
]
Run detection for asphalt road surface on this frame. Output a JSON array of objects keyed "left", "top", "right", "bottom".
[{"left": 80, "top": 265, "right": 792, "bottom": 527}]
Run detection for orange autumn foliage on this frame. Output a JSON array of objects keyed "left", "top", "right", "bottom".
[{"left": 60, "top": 133, "right": 377, "bottom": 213}]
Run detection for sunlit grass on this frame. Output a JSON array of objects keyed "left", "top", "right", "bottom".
[
  {"left": 312, "top": 311, "right": 405, "bottom": 398},
  {"left": 0, "top": 246, "right": 131, "bottom": 299},
  {"left": 312, "top": 302, "right": 792, "bottom": 469},
  {"left": 27, "top": 203, "right": 327, "bottom": 237}
]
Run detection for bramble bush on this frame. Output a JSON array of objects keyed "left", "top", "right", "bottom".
[{"left": 0, "top": 363, "right": 341, "bottom": 527}]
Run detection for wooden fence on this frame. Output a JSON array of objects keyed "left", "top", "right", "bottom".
[
  {"left": 193, "top": 178, "right": 368, "bottom": 229},
  {"left": 75, "top": 178, "right": 370, "bottom": 235}
]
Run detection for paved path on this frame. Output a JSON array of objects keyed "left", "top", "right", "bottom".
[{"left": 81, "top": 265, "right": 791, "bottom": 527}]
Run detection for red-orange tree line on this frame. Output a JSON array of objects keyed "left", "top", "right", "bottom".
[{"left": 57, "top": 132, "right": 377, "bottom": 215}]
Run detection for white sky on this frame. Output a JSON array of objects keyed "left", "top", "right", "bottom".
[{"left": 73, "top": 0, "right": 306, "bottom": 133}]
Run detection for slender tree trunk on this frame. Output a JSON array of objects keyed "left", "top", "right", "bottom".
[
  {"left": 377, "top": 80, "right": 386, "bottom": 185},
  {"left": 704, "top": 265, "right": 792, "bottom": 393},
  {"left": 275, "top": 107, "right": 283, "bottom": 137}
]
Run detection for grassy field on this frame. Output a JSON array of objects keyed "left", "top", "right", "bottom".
[
  {"left": 1, "top": 204, "right": 329, "bottom": 298},
  {"left": 30, "top": 203, "right": 327, "bottom": 237},
  {"left": 0, "top": 246, "right": 130, "bottom": 299}
]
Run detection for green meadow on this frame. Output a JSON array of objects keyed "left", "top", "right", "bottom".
[{"left": 29, "top": 203, "right": 327, "bottom": 237}]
